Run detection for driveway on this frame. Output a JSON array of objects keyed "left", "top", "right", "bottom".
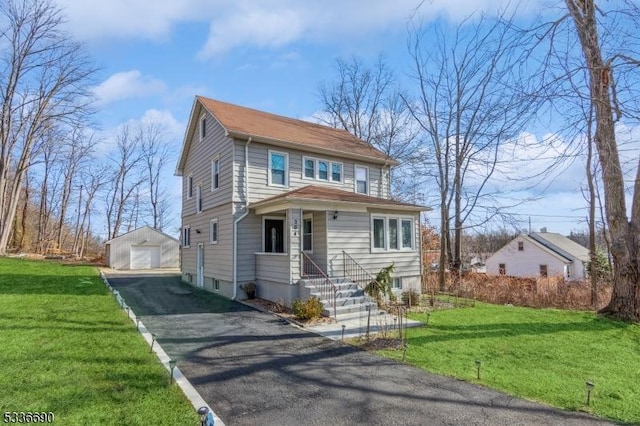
[{"left": 104, "top": 271, "right": 613, "bottom": 426}]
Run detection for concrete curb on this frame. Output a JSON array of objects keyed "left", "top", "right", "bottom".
[{"left": 100, "top": 272, "right": 225, "bottom": 426}]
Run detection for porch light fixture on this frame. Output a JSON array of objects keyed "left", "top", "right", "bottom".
[
  {"left": 475, "top": 359, "right": 482, "bottom": 380},
  {"left": 195, "top": 229, "right": 201, "bottom": 234},
  {"left": 586, "top": 380, "right": 594, "bottom": 406},
  {"left": 169, "top": 359, "right": 177, "bottom": 383},
  {"left": 333, "top": 211, "right": 338, "bottom": 220}
]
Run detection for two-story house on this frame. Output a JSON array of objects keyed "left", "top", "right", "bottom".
[{"left": 175, "top": 96, "right": 428, "bottom": 317}]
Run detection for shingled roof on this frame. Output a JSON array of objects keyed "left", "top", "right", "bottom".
[{"left": 176, "top": 97, "right": 396, "bottom": 175}]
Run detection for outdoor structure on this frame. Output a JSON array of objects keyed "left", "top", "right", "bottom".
[
  {"left": 105, "top": 226, "right": 180, "bottom": 270},
  {"left": 485, "top": 231, "right": 590, "bottom": 280},
  {"left": 175, "top": 96, "right": 429, "bottom": 318}
]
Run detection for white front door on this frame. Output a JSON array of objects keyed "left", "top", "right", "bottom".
[{"left": 196, "top": 243, "right": 204, "bottom": 288}]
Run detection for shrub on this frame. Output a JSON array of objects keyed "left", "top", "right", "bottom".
[
  {"left": 365, "top": 263, "right": 396, "bottom": 307},
  {"left": 401, "top": 289, "right": 421, "bottom": 307},
  {"left": 292, "top": 297, "right": 324, "bottom": 320}
]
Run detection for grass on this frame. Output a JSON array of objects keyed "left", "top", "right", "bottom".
[
  {"left": 377, "top": 302, "right": 640, "bottom": 424},
  {"left": 0, "top": 258, "right": 198, "bottom": 425}
]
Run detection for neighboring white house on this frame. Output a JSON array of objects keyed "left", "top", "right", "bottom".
[
  {"left": 175, "top": 96, "right": 430, "bottom": 318},
  {"left": 485, "top": 232, "right": 590, "bottom": 280},
  {"left": 105, "top": 226, "right": 180, "bottom": 270}
]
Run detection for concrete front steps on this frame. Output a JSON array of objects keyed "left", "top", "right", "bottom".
[{"left": 300, "top": 277, "right": 380, "bottom": 322}]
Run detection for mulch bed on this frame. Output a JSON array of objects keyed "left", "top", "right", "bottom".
[{"left": 240, "top": 297, "right": 336, "bottom": 326}]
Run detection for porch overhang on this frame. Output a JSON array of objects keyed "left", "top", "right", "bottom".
[{"left": 249, "top": 185, "right": 430, "bottom": 215}]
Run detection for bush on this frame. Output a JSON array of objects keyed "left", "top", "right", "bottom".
[
  {"left": 401, "top": 289, "right": 421, "bottom": 307},
  {"left": 292, "top": 297, "right": 324, "bottom": 320}
]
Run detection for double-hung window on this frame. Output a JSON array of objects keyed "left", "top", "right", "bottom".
[
  {"left": 200, "top": 116, "right": 206, "bottom": 140},
  {"left": 187, "top": 175, "right": 193, "bottom": 199},
  {"left": 355, "top": 165, "right": 368, "bottom": 194},
  {"left": 211, "top": 157, "right": 219, "bottom": 190},
  {"left": 371, "top": 215, "right": 414, "bottom": 251},
  {"left": 269, "top": 151, "right": 288, "bottom": 186},
  {"left": 304, "top": 158, "right": 315, "bottom": 179},
  {"left": 302, "top": 157, "right": 343, "bottom": 183},
  {"left": 196, "top": 185, "right": 202, "bottom": 213},
  {"left": 303, "top": 216, "right": 313, "bottom": 252},
  {"left": 318, "top": 161, "right": 329, "bottom": 181},
  {"left": 182, "top": 226, "right": 191, "bottom": 248}
]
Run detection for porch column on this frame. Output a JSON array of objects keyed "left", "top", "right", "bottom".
[{"left": 288, "top": 207, "right": 302, "bottom": 282}]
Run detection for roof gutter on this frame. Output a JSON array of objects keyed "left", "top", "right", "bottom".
[{"left": 232, "top": 136, "right": 252, "bottom": 300}]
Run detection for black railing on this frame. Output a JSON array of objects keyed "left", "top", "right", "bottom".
[
  {"left": 342, "top": 250, "right": 377, "bottom": 290},
  {"left": 301, "top": 252, "right": 336, "bottom": 318}
]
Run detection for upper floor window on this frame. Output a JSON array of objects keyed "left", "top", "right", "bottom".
[
  {"left": 499, "top": 263, "right": 506, "bottom": 275},
  {"left": 187, "top": 175, "right": 193, "bottom": 199},
  {"left": 269, "top": 150, "right": 288, "bottom": 187},
  {"left": 182, "top": 226, "right": 191, "bottom": 247},
  {"left": 518, "top": 241, "right": 524, "bottom": 251},
  {"left": 196, "top": 185, "right": 202, "bottom": 213},
  {"left": 210, "top": 218, "right": 218, "bottom": 244},
  {"left": 355, "top": 165, "right": 368, "bottom": 194},
  {"left": 211, "top": 157, "right": 219, "bottom": 190},
  {"left": 200, "top": 116, "right": 206, "bottom": 140},
  {"left": 303, "top": 156, "right": 343, "bottom": 183},
  {"left": 539, "top": 264, "right": 548, "bottom": 277}
]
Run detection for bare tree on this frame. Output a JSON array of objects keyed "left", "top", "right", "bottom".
[
  {"left": 562, "top": 0, "right": 640, "bottom": 321},
  {"left": 104, "top": 125, "right": 143, "bottom": 239},
  {"left": 406, "top": 13, "right": 539, "bottom": 289},
  {"left": 139, "top": 121, "right": 172, "bottom": 230},
  {"left": 0, "top": 0, "right": 95, "bottom": 254}
]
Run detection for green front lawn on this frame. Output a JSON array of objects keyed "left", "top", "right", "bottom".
[
  {"left": 0, "top": 258, "right": 198, "bottom": 425},
  {"left": 378, "top": 303, "right": 640, "bottom": 423}
]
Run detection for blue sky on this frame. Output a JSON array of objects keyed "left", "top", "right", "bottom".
[{"left": 51, "top": 0, "right": 635, "bottom": 238}]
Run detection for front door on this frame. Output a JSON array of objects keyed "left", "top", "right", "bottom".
[{"left": 196, "top": 243, "right": 204, "bottom": 288}]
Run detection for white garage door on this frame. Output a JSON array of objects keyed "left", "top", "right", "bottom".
[{"left": 130, "top": 245, "right": 161, "bottom": 269}]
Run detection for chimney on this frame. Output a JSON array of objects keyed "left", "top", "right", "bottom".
[{"left": 540, "top": 227, "right": 547, "bottom": 233}]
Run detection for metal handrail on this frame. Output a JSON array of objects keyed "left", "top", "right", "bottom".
[
  {"left": 301, "top": 252, "right": 337, "bottom": 318},
  {"left": 342, "top": 250, "right": 377, "bottom": 290}
]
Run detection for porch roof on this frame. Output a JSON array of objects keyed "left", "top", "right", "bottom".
[{"left": 249, "top": 185, "right": 430, "bottom": 215}]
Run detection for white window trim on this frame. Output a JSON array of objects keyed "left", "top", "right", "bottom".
[
  {"left": 182, "top": 225, "right": 191, "bottom": 248},
  {"left": 196, "top": 185, "right": 202, "bottom": 214},
  {"left": 370, "top": 214, "right": 416, "bottom": 252},
  {"left": 261, "top": 215, "right": 287, "bottom": 254},
  {"left": 392, "top": 277, "right": 403, "bottom": 290},
  {"left": 302, "top": 213, "right": 313, "bottom": 253},
  {"left": 211, "top": 156, "right": 220, "bottom": 191},
  {"left": 355, "top": 165, "right": 369, "bottom": 195},
  {"left": 200, "top": 115, "right": 206, "bottom": 141},
  {"left": 210, "top": 218, "right": 218, "bottom": 244},
  {"left": 302, "top": 156, "right": 343, "bottom": 183},
  {"left": 268, "top": 150, "right": 289, "bottom": 187},
  {"left": 187, "top": 175, "right": 193, "bottom": 199}
]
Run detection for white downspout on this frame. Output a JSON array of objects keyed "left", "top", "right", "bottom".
[{"left": 232, "top": 137, "right": 252, "bottom": 300}]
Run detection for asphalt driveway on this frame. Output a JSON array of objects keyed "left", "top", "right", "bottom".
[{"left": 104, "top": 271, "right": 613, "bottom": 426}]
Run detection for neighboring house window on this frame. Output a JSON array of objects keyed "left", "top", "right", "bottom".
[
  {"left": 264, "top": 218, "right": 285, "bottom": 253},
  {"left": 355, "top": 165, "right": 368, "bottom": 194},
  {"left": 182, "top": 226, "right": 191, "bottom": 248},
  {"left": 210, "top": 219, "right": 218, "bottom": 244},
  {"left": 371, "top": 215, "right": 414, "bottom": 251},
  {"left": 540, "top": 264, "right": 548, "bottom": 277},
  {"left": 187, "top": 175, "right": 193, "bottom": 199},
  {"left": 392, "top": 277, "right": 402, "bottom": 290},
  {"left": 303, "top": 216, "right": 313, "bottom": 252},
  {"left": 269, "top": 151, "right": 288, "bottom": 186},
  {"left": 211, "top": 157, "right": 219, "bottom": 190},
  {"left": 499, "top": 263, "right": 506, "bottom": 275},
  {"left": 213, "top": 278, "right": 220, "bottom": 291},
  {"left": 518, "top": 241, "right": 524, "bottom": 251},
  {"left": 200, "top": 116, "right": 206, "bottom": 140},
  {"left": 302, "top": 157, "right": 343, "bottom": 183},
  {"left": 196, "top": 185, "right": 202, "bottom": 213}
]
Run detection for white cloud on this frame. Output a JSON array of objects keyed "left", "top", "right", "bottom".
[{"left": 92, "top": 70, "right": 166, "bottom": 106}]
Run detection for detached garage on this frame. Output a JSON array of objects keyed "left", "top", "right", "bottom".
[{"left": 105, "top": 226, "right": 179, "bottom": 270}]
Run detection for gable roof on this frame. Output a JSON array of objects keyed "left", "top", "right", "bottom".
[
  {"left": 528, "top": 232, "right": 590, "bottom": 263},
  {"left": 105, "top": 225, "right": 179, "bottom": 244},
  {"left": 249, "top": 185, "right": 429, "bottom": 214},
  {"left": 176, "top": 96, "right": 397, "bottom": 175}
]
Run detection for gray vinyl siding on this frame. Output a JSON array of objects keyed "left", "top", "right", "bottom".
[
  {"left": 181, "top": 203, "right": 234, "bottom": 282},
  {"left": 234, "top": 141, "right": 387, "bottom": 204},
  {"left": 235, "top": 209, "right": 261, "bottom": 283},
  {"left": 181, "top": 111, "right": 235, "bottom": 216},
  {"left": 326, "top": 210, "right": 421, "bottom": 279},
  {"left": 106, "top": 226, "right": 179, "bottom": 270}
]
